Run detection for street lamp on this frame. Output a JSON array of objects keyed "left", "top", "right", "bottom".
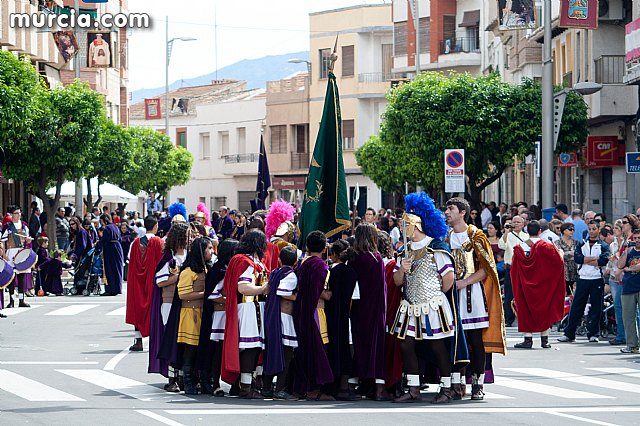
[
  {"left": 288, "top": 58, "right": 311, "bottom": 80},
  {"left": 165, "top": 16, "right": 196, "bottom": 136}
]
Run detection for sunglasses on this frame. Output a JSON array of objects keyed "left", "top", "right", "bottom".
[
  {"left": 622, "top": 221, "right": 629, "bottom": 224},
  {"left": 568, "top": 228, "right": 574, "bottom": 231}
]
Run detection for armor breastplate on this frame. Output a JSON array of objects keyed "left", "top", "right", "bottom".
[
  {"left": 452, "top": 244, "right": 476, "bottom": 280},
  {"left": 405, "top": 249, "right": 443, "bottom": 305}
]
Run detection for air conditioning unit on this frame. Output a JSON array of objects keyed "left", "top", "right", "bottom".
[{"left": 599, "top": 0, "right": 624, "bottom": 21}]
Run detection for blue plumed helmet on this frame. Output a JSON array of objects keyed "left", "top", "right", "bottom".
[
  {"left": 404, "top": 192, "right": 448, "bottom": 240},
  {"left": 168, "top": 202, "right": 187, "bottom": 222}
]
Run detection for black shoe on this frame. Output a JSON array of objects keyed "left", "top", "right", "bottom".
[
  {"left": 0, "top": 313, "right": 6, "bottom": 318},
  {"left": 183, "top": 366, "right": 198, "bottom": 395},
  {"left": 541, "top": 336, "right": 551, "bottom": 349},
  {"left": 609, "top": 339, "right": 626, "bottom": 346},
  {"left": 199, "top": 372, "right": 214, "bottom": 395},
  {"left": 129, "top": 338, "right": 143, "bottom": 352},
  {"left": 18, "top": 300, "right": 30, "bottom": 308},
  {"left": 7, "top": 300, "right": 15, "bottom": 308},
  {"left": 99, "top": 292, "right": 111, "bottom": 296},
  {"left": 514, "top": 337, "right": 533, "bottom": 349}
]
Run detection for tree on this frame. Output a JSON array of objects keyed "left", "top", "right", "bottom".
[
  {"left": 3, "top": 81, "right": 105, "bottom": 244},
  {"left": 356, "top": 72, "right": 588, "bottom": 206}
]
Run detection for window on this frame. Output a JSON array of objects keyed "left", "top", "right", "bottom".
[
  {"left": 219, "top": 131, "right": 229, "bottom": 156},
  {"left": 419, "top": 17, "right": 430, "bottom": 53},
  {"left": 177, "top": 198, "right": 185, "bottom": 204},
  {"left": 382, "top": 44, "right": 393, "bottom": 77},
  {"left": 443, "top": 15, "right": 456, "bottom": 54},
  {"left": 394, "top": 21, "right": 408, "bottom": 56},
  {"left": 200, "top": 132, "right": 210, "bottom": 159},
  {"left": 319, "top": 48, "right": 331, "bottom": 79},
  {"left": 294, "top": 124, "right": 307, "bottom": 153},
  {"left": 237, "top": 127, "right": 246, "bottom": 155},
  {"left": 270, "top": 125, "right": 287, "bottom": 154},
  {"left": 213, "top": 197, "right": 226, "bottom": 210},
  {"left": 176, "top": 127, "right": 187, "bottom": 149},
  {"left": 237, "top": 191, "right": 255, "bottom": 212},
  {"left": 199, "top": 197, "right": 206, "bottom": 204},
  {"left": 342, "top": 45, "right": 354, "bottom": 77},
  {"left": 342, "top": 120, "right": 354, "bottom": 151}
]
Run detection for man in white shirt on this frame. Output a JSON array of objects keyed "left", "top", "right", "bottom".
[
  {"left": 555, "top": 203, "right": 572, "bottom": 223},
  {"left": 480, "top": 202, "right": 493, "bottom": 230},
  {"left": 498, "top": 215, "right": 529, "bottom": 327},
  {"left": 539, "top": 219, "right": 559, "bottom": 243}
]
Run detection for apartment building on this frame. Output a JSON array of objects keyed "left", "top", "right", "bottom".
[
  {"left": 129, "top": 81, "right": 266, "bottom": 212},
  {"left": 307, "top": 3, "right": 393, "bottom": 213}
]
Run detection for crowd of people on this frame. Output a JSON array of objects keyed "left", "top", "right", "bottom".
[{"left": 1, "top": 193, "right": 639, "bottom": 402}]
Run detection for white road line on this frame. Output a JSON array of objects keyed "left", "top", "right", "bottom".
[
  {"left": 136, "top": 410, "right": 186, "bottom": 426},
  {"left": 0, "top": 361, "right": 98, "bottom": 365},
  {"left": 504, "top": 367, "right": 640, "bottom": 394},
  {"left": 0, "top": 369, "right": 84, "bottom": 402},
  {"left": 587, "top": 367, "right": 640, "bottom": 379},
  {"left": 545, "top": 411, "right": 619, "bottom": 426},
  {"left": 483, "top": 391, "right": 514, "bottom": 399},
  {"left": 493, "top": 376, "right": 611, "bottom": 399},
  {"left": 106, "top": 306, "right": 127, "bottom": 316},
  {"left": 56, "top": 369, "right": 192, "bottom": 402},
  {"left": 165, "top": 407, "right": 640, "bottom": 415},
  {"left": 0, "top": 305, "right": 43, "bottom": 316},
  {"left": 103, "top": 338, "right": 148, "bottom": 371},
  {"left": 45, "top": 304, "right": 100, "bottom": 316}
]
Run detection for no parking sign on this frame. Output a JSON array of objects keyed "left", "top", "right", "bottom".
[{"left": 444, "top": 149, "right": 465, "bottom": 193}]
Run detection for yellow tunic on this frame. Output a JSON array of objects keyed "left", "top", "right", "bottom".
[{"left": 177, "top": 268, "right": 205, "bottom": 346}]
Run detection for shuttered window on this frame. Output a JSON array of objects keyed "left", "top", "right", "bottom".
[
  {"left": 443, "top": 15, "right": 456, "bottom": 41},
  {"left": 394, "top": 21, "right": 408, "bottom": 56},
  {"left": 342, "top": 45, "right": 354, "bottom": 77},
  {"left": 419, "top": 17, "right": 430, "bottom": 53},
  {"left": 342, "top": 120, "right": 355, "bottom": 151},
  {"left": 270, "top": 125, "right": 287, "bottom": 154}
]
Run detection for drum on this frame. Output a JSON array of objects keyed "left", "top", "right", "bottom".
[
  {"left": 13, "top": 248, "right": 37, "bottom": 273},
  {"left": 0, "top": 258, "right": 15, "bottom": 289}
]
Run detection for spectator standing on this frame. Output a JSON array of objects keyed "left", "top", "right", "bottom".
[
  {"left": 539, "top": 219, "right": 559, "bottom": 243},
  {"left": 571, "top": 210, "right": 588, "bottom": 242},
  {"left": 555, "top": 204, "right": 572, "bottom": 223},
  {"left": 607, "top": 220, "right": 626, "bottom": 345},
  {"left": 29, "top": 203, "right": 41, "bottom": 250},
  {"left": 618, "top": 227, "right": 640, "bottom": 354},
  {"left": 146, "top": 192, "right": 162, "bottom": 217},
  {"left": 55, "top": 207, "right": 70, "bottom": 251},
  {"left": 480, "top": 202, "right": 493, "bottom": 230},
  {"left": 554, "top": 223, "right": 578, "bottom": 295}
]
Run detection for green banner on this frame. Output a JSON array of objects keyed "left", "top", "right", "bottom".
[{"left": 298, "top": 72, "right": 350, "bottom": 249}]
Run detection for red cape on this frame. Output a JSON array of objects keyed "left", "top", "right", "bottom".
[
  {"left": 511, "top": 241, "right": 565, "bottom": 333},
  {"left": 263, "top": 242, "right": 280, "bottom": 274},
  {"left": 383, "top": 259, "right": 403, "bottom": 387},
  {"left": 221, "top": 254, "right": 258, "bottom": 385},
  {"left": 125, "top": 237, "right": 164, "bottom": 337}
]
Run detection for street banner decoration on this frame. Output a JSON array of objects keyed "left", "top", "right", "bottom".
[
  {"left": 559, "top": 0, "right": 599, "bottom": 30},
  {"left": 87, "top": 31, "right": 112, "bottom": 68},
  {"left": 251, "top": 135, "right": 271, "bottom": 212},
  {"left": 144, "top": 98, "right": 162, "bottom": 120},
  {"left": 497, "top": 0, "right": 537, "bottom": 31},
  {"left": 52, "top": 30, "right": 79, "bottom": 63},
  {"left": 298, "top": 70, "right": 350, "bottom": 249},
  {"left": 626, "top": 17, "right": 640, "bottom": 63}
]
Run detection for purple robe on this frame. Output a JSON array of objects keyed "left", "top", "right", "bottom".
[
  {"left": 263, "top": 266, "right": 294, "bottom": 376},
  {"left": 148, "top": 250, "right": 173, "bottom": 377},
  {"left": 293, "top": 256, "right": 333, "bottom": 393},
  {"left": 95, "top": 223, "right": 123, "bottom": 295},
  {"left": 40, "top": 258, "right": 72, "bottom": 295},
  {"left": 71, "top": 228, "right": 92, "bottom": 263},
  {"left": 325, "top": 263, "right": 357, "bottom": 378},
  {"left": 350, "top": 251, "right": 387, "bottom": 380}
]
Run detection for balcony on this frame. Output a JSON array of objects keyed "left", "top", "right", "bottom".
[
  {"left": 440, "top": 37, "right": 480, "bottom": 56},
  {"left": 224, "top": 153, "right": 259, "bottom": 164},
  {"left": 583, "top": 84, "right": 638, "bottom": 124},
  {"left": 357, "top": 72, "right": 406, "bottom": 83},
  {"left": 291, "top": 152, "right": 309, "bottom": 170},
  {"left": 594, "top": 55, "right": 625, "bottom": 84}
]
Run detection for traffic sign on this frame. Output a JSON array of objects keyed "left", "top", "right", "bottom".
[
  {"left": 626, "top": 152, "right": 640, "bottom": 173},
  {"left": 444, "top": 149, "right": 465, "bottom": 193},
  {"left": 558, "top": 151, "right": 578, "bottom": 168}
]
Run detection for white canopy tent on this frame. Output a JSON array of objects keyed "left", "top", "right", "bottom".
[{"left": 46, "top": 178, "right": 138, "bottom": 205}]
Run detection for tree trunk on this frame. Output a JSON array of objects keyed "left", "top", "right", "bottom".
[
  {"left": 117, "top": 203, "right": 127, "bottom": 219},
  {"left": 85, "top": 177, "right": 93, "bottom": 212},
  {"left": 37, "top": 167, "right": 62, "bottom": 250}
]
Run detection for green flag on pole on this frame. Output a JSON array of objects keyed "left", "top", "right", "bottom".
[{"left": 298, "top": 71, "right": 351, "bottom": 249}]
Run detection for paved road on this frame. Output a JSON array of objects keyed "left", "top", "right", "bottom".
[{"left": 1, "top": 291, "right": 639, "bottom": 426}]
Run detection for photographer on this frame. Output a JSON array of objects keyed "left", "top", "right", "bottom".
[
  {"left": 498, "top": 215, "right": 529, "bottom": 327},
  {"left": 617, "top": 224, "right": 640, "bottom": 354}
]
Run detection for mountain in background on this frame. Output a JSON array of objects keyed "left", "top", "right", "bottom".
[{"left": 130, "top": 51, "right": 309, "bottom": 104}]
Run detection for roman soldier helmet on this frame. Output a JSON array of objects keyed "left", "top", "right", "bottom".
[
  {"left": 168, "top": 202, "right": 187, "bottom": 224},
  {"left": 403, "top": 192, "right": 448, "bottom": 240},
  {"left": 265, "top": 200, "right": 295, "bottom": 239}
]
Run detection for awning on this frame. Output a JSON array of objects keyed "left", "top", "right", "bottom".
[
  {"left": 46, "top": 178, "right": 138, "bottom": 205},
  {"left": 459, "top": 10, "right": 480, "bottom": 27}
]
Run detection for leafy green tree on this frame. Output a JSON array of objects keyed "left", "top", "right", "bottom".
[
  {"left": 356, "top": 72, "right": 588, "bottom": 205},
  {"left": 3, "top": 81, "right": 105, "bottom": 243}
]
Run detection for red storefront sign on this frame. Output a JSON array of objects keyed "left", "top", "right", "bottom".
[
  {"left": 272, "top": 176, "right": 306, "bottom": 190},
  {"left": 584, "top": 136, "right": 625, "bottom": 168}
]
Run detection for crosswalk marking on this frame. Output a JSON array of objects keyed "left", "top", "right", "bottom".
[
  {"left": 493, "top": 376, "right": 612, "bottom": 399},
  {"left": 504, "top": 367, "right": 640, "bottom": 395},
  {"left": 106, "top": 306, "right": 127, "bottom": 316},
  {"left": 45, "top": 304, "right": 99, "bottom": 316},
  {"left": 0, "top": 305, "right": 43, "bottom": 316},
  {"left": 0, "top": 369, "right": 85, "bottom": 402},
  {"left": 587, "top": 367, "right": 640, "bottom": 379},
  {"left": 56, "top": 369, "right": 193, "bottom": 402}
]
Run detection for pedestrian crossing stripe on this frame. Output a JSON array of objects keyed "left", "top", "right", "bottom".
[
  {"left": 106, "top": 306, "right": 127, "bottom": 316},
  {"left": 0, "top": 305, "right": 42, "bottom": 316},
  {"left": 0, "top": 369, "right": 85, "bottom": 402},
  {"left": 45, "top": 304, "right": 100, "bottom": 316},
  {"left": 493, "top": 376, "right": 612, "bottom": 399},
  {"left": 503, "top": 367, "right": 640, "bottom": 394},
  {"left": 587, "top": 367, "right": 640, "bottom": 379}
]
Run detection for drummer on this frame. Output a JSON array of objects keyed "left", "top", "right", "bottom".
[{"left": 1, "top": 205, "right": 33, "bottom": 308}]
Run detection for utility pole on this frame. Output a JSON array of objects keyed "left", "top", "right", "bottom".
[
  {"left": 541, "top": 0, "right": 554, "bottom": 209},
  {"left": 413, "top": 0, "right": 420, "bottom": 76},
  {"left": 74, "top": 0, "right": 82, "bottom": 215}
]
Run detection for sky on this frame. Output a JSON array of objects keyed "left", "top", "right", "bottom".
[{"left": 127, "top": 0, "right": 388, "bottom": 91}]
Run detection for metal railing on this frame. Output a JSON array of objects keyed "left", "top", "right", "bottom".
[
  {"left": 440, "top": 37, "right": 480, "bottom": 55},
  {"left": 224, "top": 153, "right": 259, "bottom": 164},
  {"left": 357, "top": 72, "right": 406, "bottom": 83},
  {"left": 594, "top": 55, "right": 625, "bottom": 84},
  {"left": 291, "top": 152, "right": 309, "bottom": 170}
]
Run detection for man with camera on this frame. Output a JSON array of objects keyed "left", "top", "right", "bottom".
[
  {"left": 618, "top": 227, "right": 640, "bottom": 354},
  {"left": 498, "top": 215, "right": 528, "bottom": 327},
  {"left": 558, "top": 220, "right": 610, "bottom": 343}
]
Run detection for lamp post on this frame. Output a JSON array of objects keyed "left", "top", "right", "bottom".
[
  {"left": 288, "top": 58, "right": 311, "bottom": 81},
  {"left": 165, "top": 16, "right": 196, "bottom": 136}
]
